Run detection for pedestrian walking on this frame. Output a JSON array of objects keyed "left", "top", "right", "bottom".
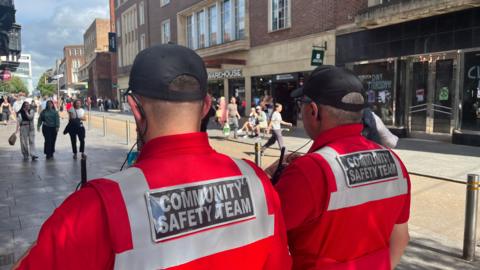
[
  {"left": 37, "top": 100, "right": 60, "bottom": 159},
  {"left": 67, "top": 100, "right": 86, "bottom": 159},
  {"left": 261, "top": 103, "right": 292, "bottom": 153},
  {"left": 16, "top": 101, "right": 38, "bottom": 161},
  {"left": 269, "top": 65, "right": 410, "bottom": 270},
  {"left": 227, "top": 97, "right": 241, "bottom": 138},
  {"left": 1, "top": 98, "right": 13, "bottom": 125},
  {"left": 14, "top": 44, "right": 291, "bottom": 270}
]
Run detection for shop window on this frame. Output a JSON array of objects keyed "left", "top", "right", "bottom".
[
  {"left": 462, "top": 51, "right": 480, "bottom": 131},
  {"left": 354, "top": 62, "right": 395, "bottom": 126}
]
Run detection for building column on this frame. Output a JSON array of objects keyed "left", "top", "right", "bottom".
[
  {"left": 223, "top": 78, "right": 229, "bottom": 98},
  {"left": 245, "top": 76, "right": 251, "bottom": 113}
]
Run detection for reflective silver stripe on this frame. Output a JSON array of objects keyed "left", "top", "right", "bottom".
[
  {"left": 315, "top": 147, "right": 408, "bottom": 211},
  {"left": 107, "top": 160, "right": 274, "bottom": 270}
]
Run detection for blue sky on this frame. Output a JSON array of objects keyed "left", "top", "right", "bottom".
[{"left": 15, "top": 0, "right": 109, "bottom": 87}]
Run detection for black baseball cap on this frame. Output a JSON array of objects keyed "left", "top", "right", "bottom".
[
  {"left": 128, "top": 44, "right": 208, "bottom": 101},
  {"left": 291, "top": 65, "right": 365, "bottom": 111}
]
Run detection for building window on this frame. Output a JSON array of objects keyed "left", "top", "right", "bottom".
[
  {"left": 462, "top": 51, "right": 480, "bottom": 131},
  {"left": 208, "top": 5, "right": 218, "bottom": 46},
  {"left": 139, "top": 2, "right": 145, "bottom": 25},
  {"left": 235, "top": 0, "right": 245, "bottom": 39},
  {"left": 186, "top": 15, "right": 194, "bottom": 49},
  {"left": 271, "top": 0, "right": 290, "bottom": 31},
  {"left": 161, "top": 0, "right": 170, "bottom": 7},
  {"left": 222, "top": 0, "right": 232, "bottom": 43},
  {"left": 196, "top": 10, "right": 206, "bottom": 49},
  {"left": 140, "top": 34, "right": 146, "bottom": 50},
  {"left": 162, "top": 19, "right": 171, "bottom": 44},
  {"left": 118, "top": 45, "right": 122, "bottom": 67}
]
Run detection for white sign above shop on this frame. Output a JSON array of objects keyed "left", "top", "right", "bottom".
[{"left": 208, "top": 69, "right": 243, "bottom": 80}]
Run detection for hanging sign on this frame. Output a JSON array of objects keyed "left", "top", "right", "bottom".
[{"left": 311, "top": 49, "right": 325, "bottom": 66}]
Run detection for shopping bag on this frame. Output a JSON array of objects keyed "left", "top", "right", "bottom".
[
  {"left": 8, "top": 132, "right": 16, "bottom": 146},
  {"left": 223, "top": 123, "right": 230, "bottom": 137}
]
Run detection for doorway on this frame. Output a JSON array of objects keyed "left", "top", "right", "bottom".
[{"left": 408, "top": 56, "right": 456, "bottom": 135}]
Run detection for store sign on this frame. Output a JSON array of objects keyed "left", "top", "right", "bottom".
[
  {"left": 208, "top": 69, "right": 242, "bottom": 80},
  {"left": 109, "top": 32, "right": 117, "bottom": 53},
  {"left": 311, "top": 49, "right": 325, "bottom": 66},
  {"left": 276, "top": 74, "right": 295, "bottom": 81}
]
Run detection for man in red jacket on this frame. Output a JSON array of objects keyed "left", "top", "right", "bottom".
[
  {"left": 15, "top": 44, "right": 291, "bottom": 270},
  {"left": 272, "top": 65, "right": 410, "bottom": 270}
]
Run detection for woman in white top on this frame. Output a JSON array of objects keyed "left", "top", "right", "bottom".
[
  {"left": 262, "top": 103, "right": 292, "bottom": 154},
  {"left": 68, "top": 100, "right": 87, "bottom": 159}
]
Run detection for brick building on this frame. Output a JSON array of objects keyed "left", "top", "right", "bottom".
[
  {"left": 79, "top": 18, "right": 113, "bottom": 99},
  {"left": 112, "top": 0, "right": 480, "bottom": 145},
  {"left": 60, "top": 45, "right": 85, "bottom": 96},
  {"left": 336, "top": 0, "right": 480, "bottom": 146}
]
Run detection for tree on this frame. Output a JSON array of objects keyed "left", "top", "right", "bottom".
[
  {"left": 0, "top": 76, "right": 27, "bottom": 94},
  {"left": 37, "top": 73, "right": 56, "bottom": 97}
]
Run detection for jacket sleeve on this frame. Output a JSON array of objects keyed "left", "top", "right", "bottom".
[{"left": 55, "top": 111, "right": 60, "bottom": 128}]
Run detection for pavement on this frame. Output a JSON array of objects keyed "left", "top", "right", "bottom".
[
  {"left": 88, "top": 110, "right": 480, "bottom": 182},
  {"left": 0, "top": 113, "right": 479, "bottom": 269}
]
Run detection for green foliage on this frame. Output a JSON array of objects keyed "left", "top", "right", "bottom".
[
  {"left": 0, "top": 76, "right": 27, "bottom": 94},
  {"left": 37, "top": 73, "right": 56, "bottom": 97}
]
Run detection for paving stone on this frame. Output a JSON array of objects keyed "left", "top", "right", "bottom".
[
  {"left": 9, "top": 199, "right": 55, "bottom": 217},
  {"left": 19, "top": 213, "right": 50, "bottom": 230},
  {"left": 13, "top": 226, "right": 41, "bottom": 253},
  {"left": 0, "top": 217, "right": 20, "bottom": 232},
  {"left": 0, "top": 206, "right": 9, "bottom": 219}
]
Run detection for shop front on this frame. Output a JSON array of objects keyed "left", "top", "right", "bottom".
[
  {"left": 251, "top": 72, "right": 308, "bottom": 126},
  {"left": 337, "top": 7, "right": 480, "bottom": 145},
  {"left": 207, "top": 68, "right": 246, "bottom": 115}
]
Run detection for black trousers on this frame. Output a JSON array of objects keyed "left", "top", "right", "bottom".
[
  {"left": 42, "top": 126, "right": 58, "bottom": 157},
  {"left": 69, "top": 126, "right": 85, "bottom": 154}
]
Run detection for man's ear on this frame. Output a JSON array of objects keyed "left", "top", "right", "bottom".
[
  {"left": 127, "top": 95, "right": 143, "bottom": 122},
  {"left": 308, "top": 102, "right": 319, "bottom": 119},
  {"left": 202, "top": 95, "right": 212, "bottom": 118}
]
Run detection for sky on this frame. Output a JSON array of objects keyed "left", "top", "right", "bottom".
[{"left": 14, "top": 0, "right": 109, "bottom": 88}]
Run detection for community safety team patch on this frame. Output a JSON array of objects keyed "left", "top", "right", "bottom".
[
  {"left": 337, "top": 150, "right": 399, "bottom": 187},
  {"left": 145, "top": 176, "right": 255, "bottom": 242}
]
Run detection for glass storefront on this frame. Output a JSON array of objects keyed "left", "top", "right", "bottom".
[
  {"left": 251, "top": 72, "right": 307, "bottom": 126},
  {"left": 207, "top": 80, "right": 224, "bottom": 99},
  {"left": 462, "top": 51, "right": 480, "bottom": 131},
  {"left": 354, "top": 62, "right": 395, "bottom": 126}
]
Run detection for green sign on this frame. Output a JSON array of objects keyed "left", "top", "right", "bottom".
[
  {"left": 311, "top": 49, "right": 325, "bottom": 66},
  {"left": 439, "top": 87, "right": 449, "bottom": 101},
  {"left": 112, "top": 83, "right": 118, "bottom": 88}
]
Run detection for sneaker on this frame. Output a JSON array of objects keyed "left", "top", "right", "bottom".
[
  {"left": 31, "top": 155, "right": 38, "bottom": 161},
  {"left": 242, "top": 135, "right": 248, "bottom": 138},
  {"left": 81, "top": 153, "right": 86, "bottom": 159},
  {"left": 73, "top": 153, "right": 77, "bottom": 159}
]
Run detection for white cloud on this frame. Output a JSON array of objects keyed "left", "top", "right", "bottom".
[{"left": 17, "top": 1, "right": 109, "bottom": 88}]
